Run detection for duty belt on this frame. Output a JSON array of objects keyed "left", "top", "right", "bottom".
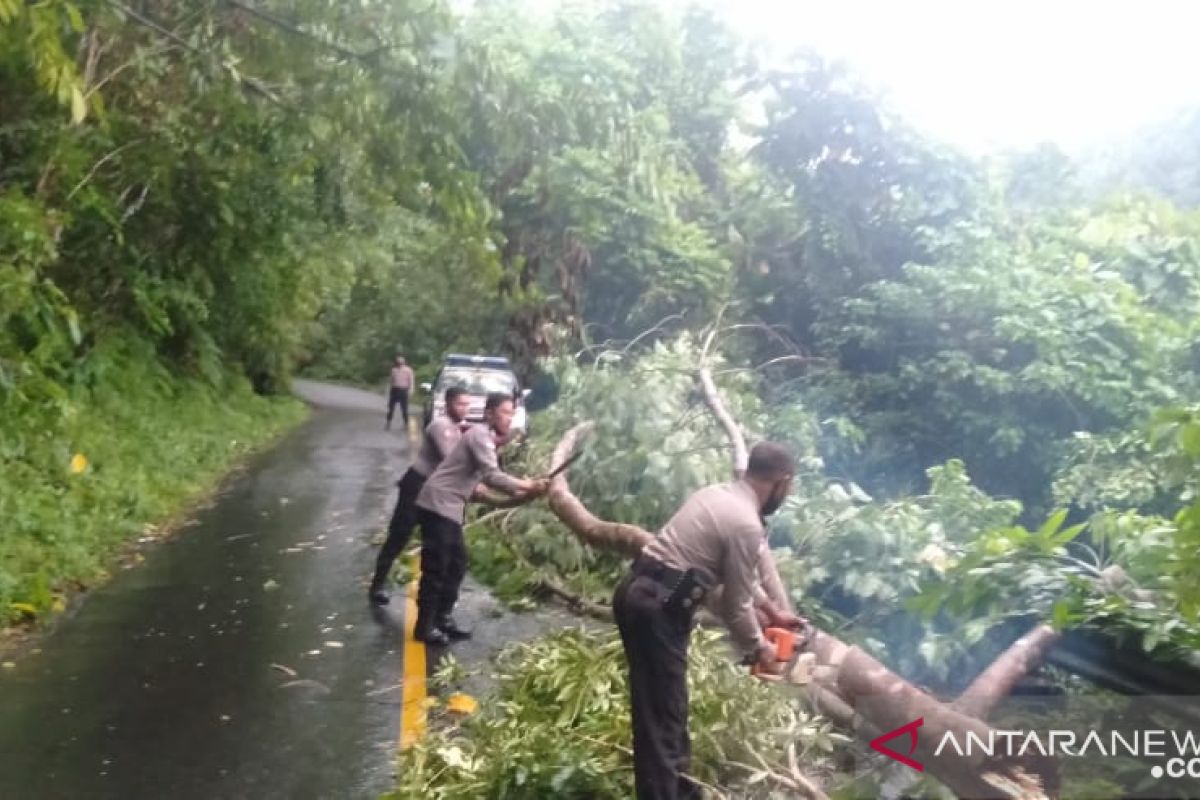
[
  {"left": 632, "top": 555, "right": 686, "bottom": 585},
  {"left": 633, "top": 556, "right": 709, "bottom": 616}
]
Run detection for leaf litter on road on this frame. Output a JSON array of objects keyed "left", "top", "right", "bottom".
[{"left": 279, "top": 679, "right": 331, "bottom": 695}]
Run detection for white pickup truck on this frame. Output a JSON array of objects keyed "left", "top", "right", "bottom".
[{"left": 420, "top": 353, "right": 530, "bottom": 439}]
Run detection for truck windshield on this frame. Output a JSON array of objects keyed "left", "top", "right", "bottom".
[{"left": 437, "top": 368, "right": 516, "bottom": 397}]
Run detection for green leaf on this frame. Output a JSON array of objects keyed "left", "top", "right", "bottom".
[
  {"left": 550, "top": 766, "right": 576, "bottom": 792},
  {"left": 1179, "top": 423, "right": 1200, "bottom": 457},
  {"left": 65, "top": 2, "right": 84, "bottom": 32},
  {"left": 66, "top": 311, "right": 82, "bottom": 346},
  {"left": 70, "top": 85, "right": 86, "bottom": 124},
  {"left": 1052, "top": 522, "right": 1086, "bottom": 547},
  {"left": 1052, "top": 600, "right": 1073, "bottom": 629},
  {"left": 1038, "top": 509, "right": 1068, "bottom": 538}
]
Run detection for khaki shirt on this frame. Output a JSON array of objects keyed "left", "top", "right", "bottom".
[
  {"left": 391, "top": 365, "right": 414, "bottom": 389},
  {"left": 642, "top": 481, "right": 768, "bottom": 655},
  {"left": 417, "top": 424, "right": 523, "bottom": 522},
  {"left": 411, "top": 417, "right": 464, "bottom": 478}
]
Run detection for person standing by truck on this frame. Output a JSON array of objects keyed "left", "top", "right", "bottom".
[
  {"left": 386, "top": 355, "right": 415, "bottom": 430},
  {"left": 369, "top": 386, "right": 471, "bottom": 605}
]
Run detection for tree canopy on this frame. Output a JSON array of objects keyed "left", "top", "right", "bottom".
[{"left": 7, "top": 2, "right": 1200, "bottom": 795}]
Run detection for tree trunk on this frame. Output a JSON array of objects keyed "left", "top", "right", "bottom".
[
  {"left": 804, "top": 630, "right": 1047, "bottom": 798},
  {"left": 545, "top": 423, "right": 653, "bottom": 559},
  {"left": 952, "top": 625, "right": 1062, "bottom": 720}
]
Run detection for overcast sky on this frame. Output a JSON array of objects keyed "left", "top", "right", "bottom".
[
  {"left": 453, "top": 0, "right": 1200, "bottom": 152},
  {"left": 712, "top": 0, "right": 1200, "bottom": 152}
]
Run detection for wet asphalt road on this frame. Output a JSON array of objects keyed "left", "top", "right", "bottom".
[{"left": 0, "top": 380, "right": 567, "bottom": 800}]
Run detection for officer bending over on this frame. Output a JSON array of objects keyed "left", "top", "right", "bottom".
[{"left": 613, "top": 441, "right": 796, "bottom": 799}]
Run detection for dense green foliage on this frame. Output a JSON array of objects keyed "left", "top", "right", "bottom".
[
  {"left": 8, "top": 0, "right": 1200, "bottom": 796},
  {"left": 388, "top": 627, "right": 844, "bottom": 799},
  {"left": 12, "top": 0, "right": 1192, "bottom": 517},
  {"left": 3, "top": 0, "right": 450, "bottom": 620},
  {"left": 1, "top": 335, "right": 303, "bottom": 623},
  {"left": 9, "top": 1, "right": 1199, "bottom": 504},
  {"left": 815, "top": 199, "right": 1200, "bottom": 508},
  {"left": 458, "top": 330, "right": 1200, "bottom": 796}
]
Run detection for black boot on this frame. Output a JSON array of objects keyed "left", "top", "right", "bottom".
[
  {"left": 414, "top": 609, "right": 449, "bottom": 646},
  {"left": 438, "top": 616, "right": 472, "bottom": 641},
  {"left": 415, "top": 624, "right": 449, "bottom": 646},
  {"left": 368, "top": 581, "right": 390, "bottom": 605},
  {"left": 368, "top": 562, "right": 391, "bottom": 605}
]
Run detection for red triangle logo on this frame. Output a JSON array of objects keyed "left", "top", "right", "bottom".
[{"left": 869, "top": 717, "right": 924, "bottom": 772}]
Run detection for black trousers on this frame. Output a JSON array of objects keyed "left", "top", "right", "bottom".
[
  {"left": 387, "top": 387, "right": 409, "bottom": 426},
  {"left": 613, "top": 571, "right": 698, "bottom": 800},
  {"left": 370, "top": 469, "right": 426, "bottom": 588},
  {"left": 415, "top": 507, "right": 467, "bottom": 629}
]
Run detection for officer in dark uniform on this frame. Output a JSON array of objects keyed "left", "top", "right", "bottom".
[
  {"left": 613, "top": 441, "right": 797, "bottom": 799},
  {"left": 412, "top": 393, "right": 549, "bottom": 645},
  {"left": 369, "top": 386, "right": 471, "bottom": 605}
]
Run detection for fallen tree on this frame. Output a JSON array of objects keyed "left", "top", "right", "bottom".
[
  {"left": 536, "top": 345, "right": 1058, "bottom": 800},
  {"left": 544, "top": 420, "right": 1053, "bottom": 797},
  {"left": 951, "top": 624, "right": 1063, "bottom": 720}
]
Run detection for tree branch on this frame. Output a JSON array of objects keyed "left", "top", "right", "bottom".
[
  {"left": 696, "top": 316, "right": 793, "bottom": 612},
  {"left": 713, "top": 354, "right": 831, "bottom": 377},
  {"left": 535, "top": 578, "right": 612, "bottom": 621},
  {"left": 86, "top": 42, "right": 177, "bottom": 99},
  {"left": 696, "top": 309, "right": 749, "bottom": 477},
  {"left": 787, "top": 741, "right": 830, "bottom": 800},
  {"left": 222, "top": 0, "right": 379, "bottom": 62},
  {"left": 472, "top": 485, "right": 536, "bottom": 509},
  {"left": 545, "top": 422, "right": 653, "bottom": 558},
  {"left": 464, "top": 507, "right": 518, "bottom": 531},
  {"left": 66, "top": 139, "right": 145, "bottom": 201},
  {"left": 105, "top": 0, "right": 284, "bottom": 105},
  {"left": 621, "top": 312, "right": 686, "bottom": 355},
  {"left": 696, "top": 365, "right": 749, "bottom": 477},
  {"left": 724, "top": 756, "right": 828, "bottom": 800},
  {"left": 951, "top": 623, "right": 1062, "bottom": 720}
]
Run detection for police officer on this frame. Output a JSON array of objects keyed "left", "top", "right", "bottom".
[
  {"left": 386, "top": 356, "right": 415, "bottom": 430},
  {"left": 412, "top": 392, "right": 549, "bottom": 645},
  {"left": 369, "top": 386, "right": 471, "bottom": 605},
  {"left": 613, "top": 441, "right": 798, "bottom": 799}
]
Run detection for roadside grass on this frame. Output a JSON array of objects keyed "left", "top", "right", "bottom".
[{"left": 1, "top": 357, "right": 306, "bottom": 628}]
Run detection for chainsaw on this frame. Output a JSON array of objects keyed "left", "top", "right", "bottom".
[{"left": 745, "top": 619, "right": 818, "bottom": 683}]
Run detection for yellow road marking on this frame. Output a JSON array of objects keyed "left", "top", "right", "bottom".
[{"left": 399, "top": 552, "right": 426, "bottom": 750}]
